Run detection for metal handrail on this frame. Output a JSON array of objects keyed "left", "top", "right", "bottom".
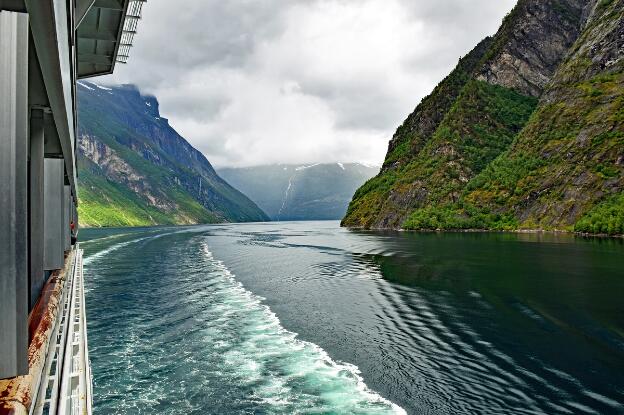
[
  {"left": 31, "top": 247, "right": 92, "bottom": 415},
  {"left": 117, "top": 0, "right": 147, "bottom": 64},
  {"left": 31, "top": 251, "right": 77, "bottom": 415}
]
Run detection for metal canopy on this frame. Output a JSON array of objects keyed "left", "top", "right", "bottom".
[{"left": 76, "top": 0, "right": 145, "bottom": 79}]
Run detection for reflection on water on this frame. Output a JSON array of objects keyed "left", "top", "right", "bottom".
[{"left": 81, "top": 222, "right": 624, "bottom": 414}]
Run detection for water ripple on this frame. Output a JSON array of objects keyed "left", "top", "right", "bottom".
[
  {"left": 82, "top": 223, "right": 624, "bottom": 415},
  {"left": 85, "top": 232, "right": 404, "bottom": 414}
]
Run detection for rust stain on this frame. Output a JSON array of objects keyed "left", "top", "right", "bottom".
[
  {"left": 28, "top": 271, "right": 60, "bottom": 345},
  {"left": 0, "top": 251, "right": 75, "bottom": 415},
  {"left": 0, "top": 377, "right": 31, "bottom": 415}
]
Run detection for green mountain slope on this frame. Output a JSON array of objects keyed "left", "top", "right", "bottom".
[
  {"left": 218, "top": 163, "right": 379, "bottom": 221},
  {"left": 77, "top": 83, "right": 269, "bottom": 227},
  {"left": 344, "top": 0, "right": 624, "bottom": 235},
  {"left": 458, "top": 0, "right": 624, "bottom": 233}
]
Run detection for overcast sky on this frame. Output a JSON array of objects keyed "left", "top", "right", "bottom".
[{"left": 103, "top": 0, "right": 516, "bottom": 168}]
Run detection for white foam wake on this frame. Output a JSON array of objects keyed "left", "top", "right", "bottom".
[
  {"left": 83, "top": 236, "right": 151, "bottom": 266},
  {"left": 83, "top": 229, "right": 192, "bottom": 266},
  {"left": 201, "top": 243, "right": 406, "bottom": 414}
]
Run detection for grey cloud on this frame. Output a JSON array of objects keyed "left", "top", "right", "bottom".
[
  {"left": 102, "top": 0, "right": 516, "bottom": 167},
  {"left": 108, "top": 0, "right": 302, "bottom": 87},
  {"left": 400, "top": 0, "right": 514, "bottom": 27},
  {"left": 298, "top": 79, "right": 407, "bottom": 130},
  {"left": 157, "top": 88, "right": 230, "bottom": 122}
]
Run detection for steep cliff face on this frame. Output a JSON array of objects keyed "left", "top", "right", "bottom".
[
  {"left": 476, "top": 0, "right": 587, "bottom": 97},
  {"left": 460, "top": 0, "right": 624, "bottom": 233},
  {"left": 382, "top": 38, "right": 494, "bottom": 171},
  {"left": 343, "top": 0, "right": 624, "bottom": 234},
  {"left": 77, "top": 83, "right": 269, "bottom": 227}
]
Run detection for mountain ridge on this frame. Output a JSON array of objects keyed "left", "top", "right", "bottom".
[
  {"left": 77, "top": 83, "right": 269, "bottom": 227},
  {"left": 343, "top": 0, "right": 624, "bottom": 235}
]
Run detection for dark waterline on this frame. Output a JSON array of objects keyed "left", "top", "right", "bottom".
[{"left": 81, "top": 221, "right": 624, "bottom": 414}]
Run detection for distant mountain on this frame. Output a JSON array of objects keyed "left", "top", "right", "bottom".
[
  {"left": 76, "top": 82, "right": 269, "bottom": 227},
  {"left": 218, "top": 163, "right": 379, "bottom": 221}
]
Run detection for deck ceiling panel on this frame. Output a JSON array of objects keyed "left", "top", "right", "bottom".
[
  {"left": 76, "top": 0, "right": 145, "bottom": 79},
  {"left": 76, "top": 3, "right": 124, "bottom": 78}
]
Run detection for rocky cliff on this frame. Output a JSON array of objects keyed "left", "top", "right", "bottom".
[
  {"left": 76, "top": 83, "right": 269, "bottom": 227},
  {"left": 343, "top": 0, "right": 624, "bottom": 235}
]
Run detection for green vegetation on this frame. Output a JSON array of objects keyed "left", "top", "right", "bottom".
[
  {"left": 344, "top": 79, "right": 537, "bottom": 229},
  {"left": 76, "top": 83, "right": 268, "bottom": 227},
  {"left": 79, "top": 170, "right": 177, "bottom": 227},
  {"left": 575, "top": 193, "right": 624, "bottom": 235},
  {"left": 401, "top": 72, "right": 624, "bottom": 233},
  {"left": 78, "top": 163, "right": 219, "bottom": 228},
  {"left": 459, "top": 71, "right": 624, "bottom": 231},
  {"left": 383, "top": 37, "right": 494, "bottom": 169},
  {"left": 344, "top": 0, "right": 624, "bottom": 235},
  {"left": 402, "top": 205, "right": 518, "bottom": 231}
]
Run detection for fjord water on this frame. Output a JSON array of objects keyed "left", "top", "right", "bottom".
[{"left": 81, "top": 222, "right": 624, "bottom": 414}]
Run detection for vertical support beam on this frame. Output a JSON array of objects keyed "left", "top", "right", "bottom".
[
  {"left": 25, "top": 0, "right": 77, "bottom": 195},
  {"left": 44, "top": 158, "right": 64, "bottom": 271},
  {"left": 63, "top": 185, "right": 71, "bottom": 251},
  {"left": 72, "top": 195, "right": 78, "bottom": 241},
  {"left": 73, "top": 200, "right": 79, "bottom": 239},
  {"left": 0, "top": 10, "right": 29, "bottom": 379},
  {"left": 29, "top": 108, "right": 45, "bottom": 310}
]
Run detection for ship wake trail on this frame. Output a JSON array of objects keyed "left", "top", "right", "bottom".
[
  {"left": 82, "top": 230, "right": 404, "bottom": 414},
  {"left": 194, "top": 241, "right": 405, "bottom": 414}
]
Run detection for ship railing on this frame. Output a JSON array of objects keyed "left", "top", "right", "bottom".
[{"left": 31, "top": 246, "right": 92, "bottom": 415}]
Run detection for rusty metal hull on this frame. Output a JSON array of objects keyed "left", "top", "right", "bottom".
[{"left": 0, "top": 247, "right": 92, "bottom": 415}]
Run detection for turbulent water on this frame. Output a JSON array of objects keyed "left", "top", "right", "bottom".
[{"left": 81, "top": 222, "right": 624, "bottom": 414}]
